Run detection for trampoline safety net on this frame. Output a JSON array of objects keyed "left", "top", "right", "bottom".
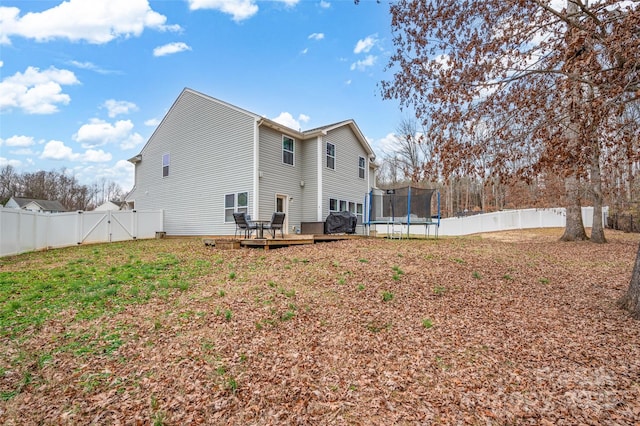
[{"left": 369, "top": 186, "right": 436, "bottom": 223}]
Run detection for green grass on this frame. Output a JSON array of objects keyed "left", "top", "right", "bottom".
[{"left": 0, "top": 242, "right": 211, "bottom": 339}]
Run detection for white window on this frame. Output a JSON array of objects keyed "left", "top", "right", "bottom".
[
  {"left": 329, "top": 198, "right": 338, "bottom": 212},
  {"left": 358, "top": 156, "right": 365, "bottom": 179},
  {"left": 283, "top": 136, "right": 294, "bottom": 166},
  {"left": 225, "top": 192, "right": 248, "bottom": 222},
  {"left": 339, "top": 200, "right": 347, "bottom": 212},
  {"left": 326, "top": 142, "right": 335, "bottom": 170},
  {"left": 357, "top": 203, "right": 364, "bottom": 224},
  {"left": 162, "top": 153, "right": 170, "bottom": 177},
  {"left": 349, "top": 202, "right": 355, "bottom": 214}
]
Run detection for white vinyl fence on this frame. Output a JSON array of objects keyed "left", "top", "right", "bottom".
[
  {"left": 0, "top": 208, "right": 164, "bottom": 257},
  {"left": 371, "top": 207, "right": 607, "bottom": 238}
]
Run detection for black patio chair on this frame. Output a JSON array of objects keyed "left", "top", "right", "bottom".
[
  {"left": 263, "top": 212, "right": 285, "bottom": 238},
  {"left": 233, "top": 212, "right": 257, "bottom": 238}
]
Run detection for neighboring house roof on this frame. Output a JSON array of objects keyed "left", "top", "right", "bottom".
[{"left": 7, "top": 196, "right": 68, "bottom": 212}]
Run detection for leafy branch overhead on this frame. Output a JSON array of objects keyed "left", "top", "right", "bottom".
[{"left": 381, "top": 0, "right": 638, "bottom": 182}]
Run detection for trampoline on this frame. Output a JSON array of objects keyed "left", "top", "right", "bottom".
[{"left": 366, "top": 185, "right": 440, "bottom": 238}]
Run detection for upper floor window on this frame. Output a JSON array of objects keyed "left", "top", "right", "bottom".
[
  {"left": 225, "top": 192, "right": 248, "bottom": 222},
  {"left": 358, "top": 156, "right": 366, "bottom": 179},
  {"left": 283, "top": 136, "right": 294, "bottom": 166},
  {"left": 326, "top": 142, "right": 335, "bottom": 170},
  {"left": 162, "top": 153, "right": 170, "bottom": 177}
]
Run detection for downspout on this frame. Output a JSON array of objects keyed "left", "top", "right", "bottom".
[
  {"left": 254, "top": 119, "right": 261, "bottom": 219},
  {"left": 317, "top": 135, "right": 324, "bottom": 221}
]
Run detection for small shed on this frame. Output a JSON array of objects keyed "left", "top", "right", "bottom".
[{"left": 95, "top": 200, "right": 124, "bottom": 211}]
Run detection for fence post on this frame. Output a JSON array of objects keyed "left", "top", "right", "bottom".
[
  {"left": 77, "top": 211, "right": 83, "bottom": 244},
  {"left": 132, "top": 210, "right": 138, "bottom": 239}
]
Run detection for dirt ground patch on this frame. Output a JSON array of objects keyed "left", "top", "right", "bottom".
[{"left": 1, "top": 229, "right": 640, "bottom": 424}]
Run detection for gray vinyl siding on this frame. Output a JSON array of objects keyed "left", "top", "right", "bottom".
[
  {"left": 322, "top": 127, "right": 370, "bottom": 219},
  {"left": 129, "top": 89, "right": 256, "bottom": 235},
  {"left": 257, "top": 127, "right": 303, "bottom": 232},
  {"left": 299, "top": 137, "right": 319, "bottom": 222}
]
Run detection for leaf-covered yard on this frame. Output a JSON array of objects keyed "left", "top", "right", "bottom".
[{"left": 1, "top": 229, "right": 639, "bottom": 424}]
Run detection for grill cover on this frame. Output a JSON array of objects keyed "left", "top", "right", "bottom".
[{"left": 325, "top": 211, "right": 357, "bottom": 234}]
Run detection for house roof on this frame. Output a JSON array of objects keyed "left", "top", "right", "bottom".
[
  {"left": 129, "top": 88, "right": 376, "bottom": 164},
  {"left": 10, "top": 197, "right": 68, "bottom": 211},
  {"left": 258, "top": 118, "right": 376, "bottom": 160}
]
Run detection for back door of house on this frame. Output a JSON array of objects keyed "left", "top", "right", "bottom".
[{"left": 276, "top": 194, "right": 288, "bottom": 234}]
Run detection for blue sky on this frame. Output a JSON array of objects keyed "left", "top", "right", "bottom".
[{"left": 0, "top": 0, "right": 404, "bottom": 192}]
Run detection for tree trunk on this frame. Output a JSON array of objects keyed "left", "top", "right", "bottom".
[
  {"left": 590, "top": 136, "right": 606, "bottom": 243},
  {"left": 561, "top": 174, "right": 588, "bottom": 241},
  {"left": 618, "top": 241, "right": 640, "bottom": 319}
]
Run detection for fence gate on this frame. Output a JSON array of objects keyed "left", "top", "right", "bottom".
[{"left": 77, "top": 211, "right": 138, "bottom": 244}]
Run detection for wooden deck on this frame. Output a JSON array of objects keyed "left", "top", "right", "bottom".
[{"left": 203, "top": 234, "right": 364, "bottom": 250}]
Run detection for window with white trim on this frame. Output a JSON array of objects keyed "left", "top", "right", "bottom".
[
  {"left": 339, "top": 200, "right": 347, "bottom": 212},
  {"left": 329, "top": 198, "right": 338, "bottom": 212},
  {"left": 283, "top": 136, "right": 294, "bottom": 166},
  {"left": 326, "top": 142, "right": 335, "bottom": 170},
  {"left": 358, "top": 156, "right": 365, "bottom": 179},
  {"left": 357, "top": 203, "right": 364, "bottom": 224},
  {"left": 225, "top": 192, "right": 248, "bottom": 222},
  {"left": 162, "top": 153, "right": 170, "bottom": 177}
]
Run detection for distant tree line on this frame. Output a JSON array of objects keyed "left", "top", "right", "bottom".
[
  {"left": 0, "top": 165, "right": 125, "bottom": 211},
  {"left": 376, "top": 114, "right": 639, "bottom": 219}
]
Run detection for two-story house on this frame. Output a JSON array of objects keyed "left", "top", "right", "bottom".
[{"left": 125, "top": 88, "right": 377, "bottom": 236}]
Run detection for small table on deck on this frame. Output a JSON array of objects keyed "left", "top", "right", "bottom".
[{"left": 252, "top": 220, "right": 271, "bottom": 239}]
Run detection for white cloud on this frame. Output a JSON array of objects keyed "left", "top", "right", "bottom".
[
  {"left": 40, "top": 140, "right": 76, "bottom": 160},
  {"left": 104, "top": 100, "right": 138, "bottom": 118},
  {"left": 301, "top": 48, "right": 309, "bottom": 54},
  {"left": 298, "top": 114, "right": 310, "bottom": 124},
  {"left": 272, "top": 112, "right": 310, "bottom": 130},
  {"left": 73, "top": 118, "right": 144, "bottom": 150},
  {"left": 145, "top": 118, "right": 161, "bottom": 127},
  {"left": 187, "top": 0, "right": 259, "bottom": 22},
  {"left": 0, "top": 0, "right": 179, "bottom": 45},
  {"left": 0, "top": 66, "right": 79, "bottom": 114},
  {"left": 153, "top": 42, "right": 192, "bottom": 57},
  {"left": 0, "top": 60, "right": 3, "bottom": 67},
  {"left": 40, "top": 140, "right": 112, "bottom": 162},
  {"left": 308, "top": 32, "right": 324, "bottom": 41},
  {"left": 0, "top": 157, "right": 22, "bottom": 168},
  {"left": 376, "top": 132, "right": 400, "bottom": 154},
  {"left": 0, "top": 135, "right": 35, "bottom": 147},
  {"left": 350, "top": 54, "right": 376, "bottom": 71},
  {"left": 354, "top": 34, "right": 378, "bottom": 54},
  {"left": 319, "top": 1, "right": 331, "bottom": 9},
  {"left": 68, "top": 60, "right": 115, "bottom": 75},
  {"left": 76, "top": 159, "right": 135, "bottom": 192},
  {"left": 187, "top": 0, "right": 300, "bottom": 21},
  {"left": 104, "top": 99, "right": 138, "bottom": 118}
]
